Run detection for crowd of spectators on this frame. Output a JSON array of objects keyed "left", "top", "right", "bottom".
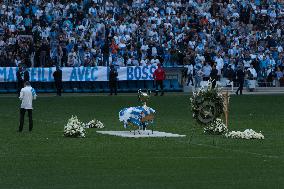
[{"left": 0, "top": 0, "right": 284, "bottom": 85}]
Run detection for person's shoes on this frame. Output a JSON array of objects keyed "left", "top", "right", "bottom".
[
  {"left": 235, "top": 92, "right": 238, "bottom": 95},
  {"left": 154, "top": 93, "right": 158, "bottom": 96},
  {"left": 160, "top": 92, "right": 164, "bottom": 96},
  {"left": 109, "top": 94, "right": 113, "bottom": 96}
]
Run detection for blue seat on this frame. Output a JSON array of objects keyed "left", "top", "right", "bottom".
[
  {"left": 81, "top": 82, "right": 92, "bottom": 93},
  {"left": 102, "top": 81, "right": 110, "bottom": 93},
  {"left": 118, "top": 81, "right": 128, "bottom": 92},
  {"left": 145, "top": 81, "right": 155, "bottom": 91},
  {"left": 63, "top": 82, "right": 73, "bottom": 93},
  {"left": 71, "top": 82, "right": 82, "bottom": 92},
  {"left": 127, "top": 81, "right": 137, "bottom": 92},
  {"left": 0, "top": 83, "right": 7, "bottom": 93},
  {"left": 96, "top": 82, "right": 108, "bottom": 93},
  {"left": 45, "top": 82, "right": 55, "bottom": 93},
  {"left": 171, "top": 80, "right": 182, "bottom": 91},
  {"left": 163, "top": 80, "right": 171, "bottom": 91},
  {"left": 34, "top": 82, "right": 44, "bottom": 93},
  {"left": 91, "top": 82, "right": 99, "bottom": 92},
  {"left": 137, "top": 81, "right": 145, "bottom": 90},
  {"left": 6, "top": 83, "right": 17, "bottom": 93}
]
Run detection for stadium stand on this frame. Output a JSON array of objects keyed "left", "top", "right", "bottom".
[{"left": 0, "top": 0, "right": 284, "bottom": 93}]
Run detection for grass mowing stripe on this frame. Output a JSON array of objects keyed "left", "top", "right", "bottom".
[{"left": 1, "top": 95, "right": 284, "bottom": 188}]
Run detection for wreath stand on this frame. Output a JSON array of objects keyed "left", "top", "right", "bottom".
[{"left": 190, "top": 83, "right": 230, "bottom": 146}]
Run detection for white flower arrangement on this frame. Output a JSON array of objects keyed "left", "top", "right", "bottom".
[
  {"left": 85, "top": 119, "right": 104, "bottom": 129},
  {"left": 64, "top": 115, "right": 86, "bottom": 138},
  {"left": 204, "top": 118, "right": 228, "bottom": 135},
  {"left": 225, "top": 129, "right": 264, "bottom": 139}
]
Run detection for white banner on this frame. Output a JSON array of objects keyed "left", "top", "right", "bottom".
[{"left": 0, "top": 66, "right": 157, "bottom": 82}]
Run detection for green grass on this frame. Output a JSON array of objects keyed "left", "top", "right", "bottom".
[{"left": 0, "top": 94, "right": 284, "bottom": 189}]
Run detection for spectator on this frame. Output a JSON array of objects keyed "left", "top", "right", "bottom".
[
  {"left": 203, "top": 62, "right": 212, "bottom": 81},
  {"left": 194, "top": 65, "right": 203, "bottom": 89},
  {"left": 275, "top": 67, "right": 283, "bottom": 87},
  {"left": 185, "top": 63, "right": 194, "bottom": 86},
  {"left": 53, "top": 66, "right": 63, "bottom": 96},
  {"left": 210, "top": 64, "right": 218, "bottom": 88},
  {"left": 248, "top": 64, "right": 258, "bottom": 79},
  {"left": 109, "top": 65, "right": 118, "bottom": 95},
  {"left": 16, "top": 65, "right": 30, "bottom": 96},
  {"left": 153, "top": 63, "right": 165, "bottom": 96},
  {"left": 236, "top": 65, "right": 245, "bottom": 95},
  {"left": 0, "top": 0, "right": 282, "bottom": 90}
]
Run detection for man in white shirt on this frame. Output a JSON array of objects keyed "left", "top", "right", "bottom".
[
  {"left": 215, "top": 54, "right": 224, "bottom": 77},
  {"left": 248, "top": 64, "right": 257, "bottom": 79},
  {"left": 184, "top": 63, "right": 194, "bottom": 86},
  {"left": 19, "top": 82, "right": 37, "bottom": 132}
]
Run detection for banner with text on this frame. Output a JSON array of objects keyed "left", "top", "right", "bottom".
[{"left": 0, "top": 66, "right": 157, "bottom": 82}]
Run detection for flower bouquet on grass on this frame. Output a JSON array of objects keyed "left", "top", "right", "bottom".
[
  {"left": 85, "top": 119, "right": 104, "bottom": 129},
  {"left": 225, "top": 129, "right": 264, "bottom": 139},
  {"left": 64, "top": 115, "right": 86, "bottom": 138},
  {"left": 204, "top": 118, "right": 228, "bottom": 135}
]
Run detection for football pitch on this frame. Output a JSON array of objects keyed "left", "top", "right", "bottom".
[{"left": 0, "top": 94, "right": 283, "bottom": 189}]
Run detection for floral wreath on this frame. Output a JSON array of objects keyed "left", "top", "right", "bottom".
[{"left": 190, "top": 81, "right": 224, "bottom": 126}]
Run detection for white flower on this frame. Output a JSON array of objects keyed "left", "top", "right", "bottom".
[
  {"left": 64, "top": 115, "right": 86, "bottom": 138},
  {"left": 204, "top": 118, "right": 228, "bottom": 135},
  {"left": 225, "top": 129, "right": 264, "bottom": 139},
  {"left": 84, "top": 118, "right": 105, "bottom": 129}
]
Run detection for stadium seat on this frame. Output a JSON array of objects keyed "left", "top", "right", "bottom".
[
  {"left": 137, "top": 81, "right": 145, "bottom": 90},
  {"left": 118, "top": 81, "right": 128, "bottom": 92},
  {"left": 0, "top": 83, "right": 7, "bottom": 93},
  {"left": 102, "top": 81, "right": 110, "bottom": 93},
  {"left": 145, "top": 81, "right": 155, "bottom": 91},
  {"left": 71, "top": 82, "right": 82, "bottom": 93},
  {"left": 6, "top": 83, "right": 17, "bottom": 93},
  {"left": 45, "top": 82, "right": 55, "bottom": 93},
  {"left": 63, "top": 82, "right": 73, "bottom": 93},
  {"left": 163, "top": 80, "right": 171, "bottom": 91},
  {"left": 91, "top": 82, "right": 99, "bottom": 93},
  {"left": 34, "top": 83, "right": 45, "bottom": 93},
  {"left": 171, "top": 80, "right": 182, "bottom": 92},
  {"left": 127, "top": 81, "right": 138, "bottom": 92},
  {"left": 81, "top": 82, "right": 92, "bottom": 93}
]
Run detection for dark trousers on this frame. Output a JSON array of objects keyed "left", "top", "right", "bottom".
[
  {"left": 187, "top": 74, "right": 194, "bottom": 85},
  {"left": 55, "top": 82, "right": 62, "bottom": 96},
  {"left": 212, "top": 80, "right": 217, "bottom": 88},
  {"left": 40, "top": 51, "right": 47, "bottom": 67},
  {"left": 17, "top": 81, "right": 24, "bottom": 96},
  {"left": 103, "top": 54, "right": 110, "bottom": 66},
  {"left": 19, "top": 108, "right": 33, "bottom": 132},
  {"left": 155, "top": 80, "right": 164, "bottom": 95},
  {"left": 236, "top": 79, "right": 244, "bottom": 95},
  {"left": 109, "top": 81, "right": 117, "bottom": 95}
]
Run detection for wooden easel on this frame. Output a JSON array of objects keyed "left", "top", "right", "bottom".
[{"left": 222, "top": 91, "right": 229, "bottom": 127}]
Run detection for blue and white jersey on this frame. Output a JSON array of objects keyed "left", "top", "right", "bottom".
[
  {"left": 119, "top": 106, "right": 155, "bottom": 128},
  {"left": 19, "top": 86, "right": 37, "bottom": 109}
]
